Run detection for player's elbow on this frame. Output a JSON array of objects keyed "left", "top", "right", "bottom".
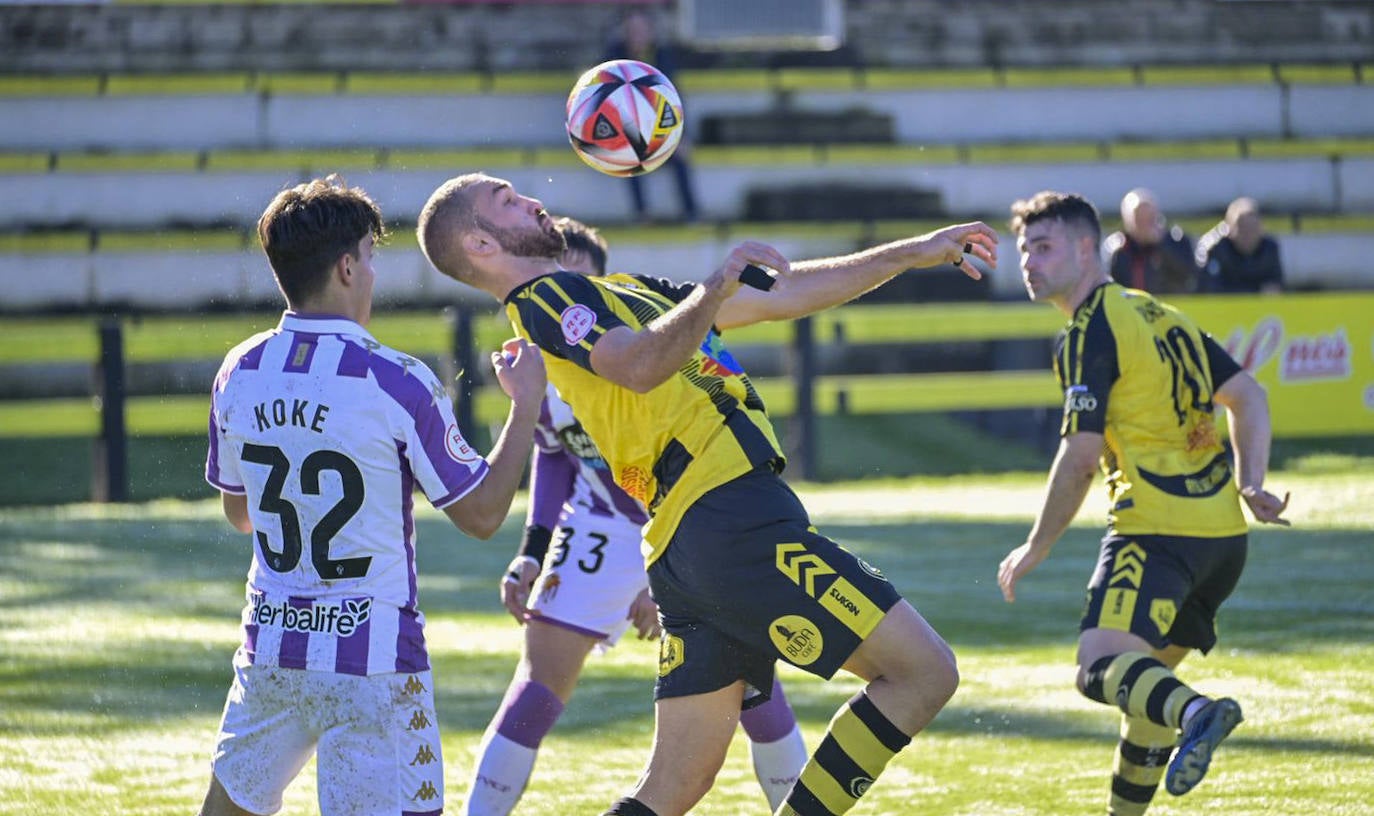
[
  {"left": 443, "top": 502, "right": 504, "bottom": 540},
  {"left": 464, "top": 507, "right": 508, "bottom": 540}
]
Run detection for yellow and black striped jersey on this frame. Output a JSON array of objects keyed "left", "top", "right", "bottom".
[
  {"left": 504, "top": 271, "right": 783, "bottom": 564},
  {"left": 1056, "top": 283, "right": 1247, "bottom": 537}
]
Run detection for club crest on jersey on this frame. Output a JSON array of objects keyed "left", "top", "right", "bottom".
[
  {"left": 560, "top": 304, "right": 596, "bottom": 346},
  {"left": 446, "top": 423, "right": 479, "bottom": 463},
  {"left": 697, "top": 333, "right": 744, "bottom": 378}
]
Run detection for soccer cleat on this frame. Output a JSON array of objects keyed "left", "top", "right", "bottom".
[{"left": 1165, "top": 697, "right": 1243, "bottom": 796}]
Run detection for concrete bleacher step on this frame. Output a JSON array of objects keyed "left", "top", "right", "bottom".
[
  {"left": 3, "top": 65, "right": 1371, "bottom": 154},
  {"left": 2, "top": 214, "right": 1370, "bottom": 313},
  {"left": 3, "top": 137, "right": 1372, "bottom": 233}
]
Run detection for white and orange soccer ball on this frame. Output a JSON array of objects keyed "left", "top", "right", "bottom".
[{"left": 565, "top": 59, "right": 684, "bottom": 177}]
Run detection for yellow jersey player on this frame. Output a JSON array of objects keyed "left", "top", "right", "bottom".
[
  {"left": 463, "top": 217, "right": 808, "bottom": 815},
  {"left": 417, "top": 172, "right": 997, "bottom": 816},
  {"left": 999, "top": 191, "right": 1291, "bottom": 815}
]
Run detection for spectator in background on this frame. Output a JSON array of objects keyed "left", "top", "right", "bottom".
[
  {"left": 602, "top": 9, "right": 700, "bottom": 224},
  {"left": 1196, "top": 197, "right": 1285, "bottom": 294},
  {"left": 1103, "top": 188, "right": 1199, "bottom": 294}
]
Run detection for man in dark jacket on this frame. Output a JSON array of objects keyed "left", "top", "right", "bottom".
[
  {"left": 1103, "top": 188, "right": 1199, "bottom": 294},
  {"left": 1196, "top": 197, "right": 1285, "bottom": 294}
]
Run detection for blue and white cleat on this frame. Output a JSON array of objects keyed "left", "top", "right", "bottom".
[{"left": 1166, "top": 697, "right": 1244, "bottom": 796}]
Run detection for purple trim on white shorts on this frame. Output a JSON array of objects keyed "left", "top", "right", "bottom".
[{"left": 528, "top": 612, "right": 609, "bottom": 641}]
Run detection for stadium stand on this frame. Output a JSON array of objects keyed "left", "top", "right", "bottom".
[{"left": 1, "top": 0, "right": 1372, "bottom": 311}]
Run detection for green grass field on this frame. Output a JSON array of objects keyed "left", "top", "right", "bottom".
[{"left": 1, "top": 470, "right": 1370, "bottom": 816}]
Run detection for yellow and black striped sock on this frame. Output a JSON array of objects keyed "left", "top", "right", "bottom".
[
  {"left": 774, "top": 691, "right": 910, "bottom": 816},
  {"left": 1107, "top": 714, "right": 1177, "bottom": 816},
  {"left": 1082, "top": 651, "right": 1202, "bottom": 730}
]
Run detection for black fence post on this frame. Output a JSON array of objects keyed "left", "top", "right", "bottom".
[
  {"left": 789, "top": 316, "right": 816, "bottom": 481},
  {"left": 445, "top": 304, "right": 478, "bottom": 443},
  {"left": 92, "top": 317, "right": 128, "bottom": 503}
]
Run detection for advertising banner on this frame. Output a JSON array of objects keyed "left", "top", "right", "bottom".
[{"left": 1171, "top": 293, "right": 1374, "bottom": 437}]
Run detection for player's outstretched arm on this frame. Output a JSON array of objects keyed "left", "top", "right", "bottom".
[
  {"left": 590, "top": 241, "right": 790, "bottom": 392},
  {"left": 444, "top": 339, "right": 546, "bottom": 539},
  {"left": 715, "top": 222, "right": 998, "bottom": 330},
  {"left": 999, "top": 431, "right": 1101, "bottom": 602},
  {"left": 1215, "top": 371, "right": 1291, "bottom": 526}
]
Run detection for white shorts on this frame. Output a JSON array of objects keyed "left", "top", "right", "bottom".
[
  {"left": 528, "top": 511, "right": 647, "bottom": 647},
  {"left": 210, "top": 656, "right": 445, "bottom": 816}
]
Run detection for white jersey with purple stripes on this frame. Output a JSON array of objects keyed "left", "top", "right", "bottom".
[
  {"left": 533, "top": 383, "right": 649, "bottom": 527},
  {"left": 206, "top": 312, "right": 489, "bottom": 677}
]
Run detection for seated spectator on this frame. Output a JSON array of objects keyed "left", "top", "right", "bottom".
[
  {"left": 602, "top": 9, "right": 700, "bottom": 223},
  {"left": 1196, "top": 197, "right": 1285, "bottom": 294},
  {"left": 1102, "top": 188, "right": 1199, "bottom": 294}
]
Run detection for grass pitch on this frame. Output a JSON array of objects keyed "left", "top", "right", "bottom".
[{"left": 0, "top": 471, "right": 1370, "bottom": 815}]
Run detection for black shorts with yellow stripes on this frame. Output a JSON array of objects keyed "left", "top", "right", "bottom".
[
  {"left": 648, "top": 466, "right": 901, "bottom": 704},
  {"left": 1080, "top": 532, "right": 1248, "bottom": 653}
]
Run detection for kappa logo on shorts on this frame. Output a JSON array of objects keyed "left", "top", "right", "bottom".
[
  {"left": 407, "top": 709, "right": 432, "bottom": 731},
  {"left": 410, "top": 744, "right": 438, "bottom": 766},
  {"left": 412, "top": 780, "right": 440, "bottom": 803},
  {"left": 402, "top": 675, "right": 427, "bottom": 695},
  {"left": 658, "top": 633, "right": 685, "bottom": 677},
  {"left": 770, "top": 615, "right": 823, "bottom": 666},
  {"left": 559, "top": 304, "right": 596, "bottom": 346}
]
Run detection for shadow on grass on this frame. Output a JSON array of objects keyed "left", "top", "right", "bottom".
[{"left": 1, "top": 506, "right": 1370, "bottom": 745}]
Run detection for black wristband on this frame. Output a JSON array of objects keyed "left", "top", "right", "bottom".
[{"left": 518, "top": 524, "right": 554, "bottom": 564}]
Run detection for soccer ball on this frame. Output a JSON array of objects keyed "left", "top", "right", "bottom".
[{"left": 566, "top": 59, "right": 684, "bottom": 177}]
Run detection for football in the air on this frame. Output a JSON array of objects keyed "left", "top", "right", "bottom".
[{"left": 565, "top": 59, "right": 684, "bottom": 177}]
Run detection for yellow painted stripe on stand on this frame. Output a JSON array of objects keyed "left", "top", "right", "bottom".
[
  {"left": 1001, "top": 66, "right": 1136, "bottom": 87},
  {"left": 1277, "top": 63, "right": 1358, "bottom": 84},
  {"left": 489, "top": 72, "right": 572, "bottom": 94},
  {"left": 257, "top": 72, "right": 342, "bottom": 94},
  {"left": 0, "top": 233, "right": 90, "bottom": 253},
  {"left": 204, "top": 149, "right": 379, "bottom": 172},
  {"left": 675, "top": 70, "right": 773, "bottom": 94},
  {"left": 55, "top": 152, "right": 200, "bottom": 172},
  {"left": 345, "top": 72, "right": 486, "bottom": 94},
  {"left": 862, "top": 68, "right": 1000, "bottom": 89},
  {"left": 0, "top": 153, "right": 52, "bottom": 173},
  {"left": 105, "top": 73, "right": 252, "bottom": 95},
  {"left": 97, "top": 231, "right": 246, "bottom": 253},
  {"left": 1248, "top": 137, "right": 1374, "bottom": 158},
  {"left": 386, "top": 147, "right": 528, "bottom": 170},
  {"left": 966, "top": 142, "right": 1101, "bottom": 163},
  {"left": 775, "top": 68, "right": 862, "bottom": 91},
  {"left": 824, "top": 143, "right": 961, "bottom": 164},
  {"left": 1139, "top": 64, "right": 1274, "bottom": 85},
  {"left": 0, "top": 75, "right": 102, "bottom": 96},
  {"left": 1108, "top": 140, "right": 1241, "bottom": 161}
]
